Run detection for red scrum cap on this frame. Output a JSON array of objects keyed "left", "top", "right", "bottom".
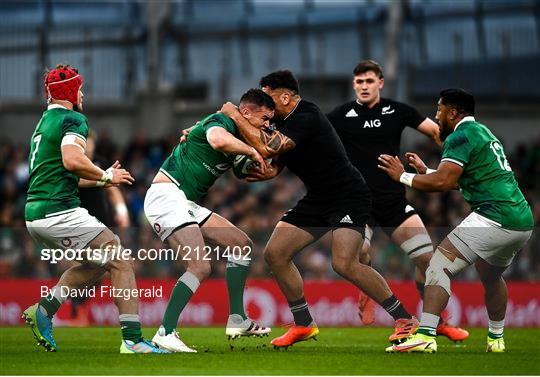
[{"left": 44, "top": 65, "right": 83, "bottom": 106}]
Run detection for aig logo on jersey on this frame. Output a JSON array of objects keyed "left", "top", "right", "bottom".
[{"left": 364, "top": 119, "right": 381, "bottom": 128}]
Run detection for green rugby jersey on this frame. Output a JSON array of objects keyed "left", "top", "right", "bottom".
[
  {"left": 25, "top": 105, "right": 89, "bottom": 221},
  {"left": 441, "top": 116, "right": 533, "bottom": 230},
  {"left": 160, "top": 113, "right": 238, "bottom": 201}
]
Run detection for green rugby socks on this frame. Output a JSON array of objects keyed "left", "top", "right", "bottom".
[
  {"left": 120, "top": 314, "right": 143, "bottom": 343},
  {"left": 39, "top": 286, "right": 65, "bottom": 318},
  {"left": 162, "top": 271, "right": 200, "bottom": 334},
  {"left": 226, "top": 257, "right": 250, "bottom": 319}
]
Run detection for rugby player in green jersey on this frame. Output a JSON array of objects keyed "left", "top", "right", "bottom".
[
  {"left": 144, "top": 89, "right": 273, "bottom": 352},
  {"left": 379, "top": 88, "right": 533, "bottom": 353},
  {"left": 23, "top": 64, "right": 167, "bottom": 354}
]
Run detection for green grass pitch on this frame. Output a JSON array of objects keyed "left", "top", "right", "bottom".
[{"left": 1, "top": 327, "right": 539, "bottom": 375}]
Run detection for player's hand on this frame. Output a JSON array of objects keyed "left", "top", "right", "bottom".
[
  {"left": 247, "top": 147, "right": 267, "bottom": 175},
  {"left": 405, "top": 152, "right": 428, "bottom": 174},
  {"left": 377, "top": 154, "right": 405, "bottom": 182},
  {"left": 220, "top": 102, "right": 238, "bottom": 117},
  {"left": 110, "top": 160, "right": 121, "bottom": 169},
  {"left": 179, "top": 124, "right": 196, "bottom": 143},
  {"left": 103, "top": 161, "right": 122, "bottom": 186},
  {"left": 111, "top": 168, "right": 135, "bottom": 186},
  {"left": 246, "top": 165, "right": 278, "bottom": 182}
]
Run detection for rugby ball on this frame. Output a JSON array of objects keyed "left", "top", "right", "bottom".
[{"left": 232, "top": 155, "right": 271, "bottom": 179}]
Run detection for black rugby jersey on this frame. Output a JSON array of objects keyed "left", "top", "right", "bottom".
[
  {"left": 276, "top": 99, "right": 368, "bottom": 198},
  {"left": 327, "top": 98, "right": 425, "bottom": 196}
]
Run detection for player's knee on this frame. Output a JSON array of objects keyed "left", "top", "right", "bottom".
[
  {"left": 234, "top": 231, "right": 253, "bottom": 250},
  {"left": 222, "top": 230, "right": 253, "bottom": 264},
  {"left": 227, "top": 237, "right": 251, "bottom": 268},
  {"left": 331, "top": 257, "right": 353, "bottom": 278},
  {"left": 233, "top": 233, "right": 253, "bottom": 261},
  {"left": 413, "top": 252, "right": 432, "bottom": 274},
  {"left": 263, "top": 246, "right": 279, "bottom": 267},
  {"left": 103, "top": 236, "right": 133, "bottom": 271},
  {"left": 358, "top": 247, "right": 371, "bottom": 265},
  {"left": 425, "top": 248, "right": 469, "bottom": 296}
]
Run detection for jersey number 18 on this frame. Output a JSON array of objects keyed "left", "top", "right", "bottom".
[{"left": 489, "top": 141, "right": 512, "bottom": 172}]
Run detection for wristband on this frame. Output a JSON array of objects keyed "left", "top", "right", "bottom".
[
  {"left": 95, "top": 180, "right": 106, "bottom": 187},
  {"left": 426, "top": 168, "right": 436, "bottom": 174},
  {"left": 100, "top": 168, "right": 113, "bottom": 183},
  {"left": 399, "top": 172, "right": 416, "bottom": 187},
  {"left": 115, "top": 203, "right": 128, "bottom": 216}
]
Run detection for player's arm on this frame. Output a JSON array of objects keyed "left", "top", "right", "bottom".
[
  {"left": 78, "top": 178, "right": 102, "bottom": 188},
  {"left": 416, "top": 118, "right": 442, "bottom": 146},
  {"left": 377, "top": 154, "right": 462, "bottom": 192},
  {"left": 61, "top": 137, "right": 134, "bottom": 186},
  {"left": 106, "top": 186, "right": 130, "bottom": 228},
  {"left": 77, "top": 161, "right": 124, "bottom": 188},
  {"left": 206, "top": 126, "right": 267, "bottom": 172},
  {"left": 220, "top": 102, "right": 295, "bottom": 159}
]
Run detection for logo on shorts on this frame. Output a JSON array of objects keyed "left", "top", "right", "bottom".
[
  {"left": 188, "top": 210, "right": 195, "bottom": 218},
  {"left": 61, "top": 238, "right": 72, "bottom": 247},
  {"left": 405, "top": 205, "right": 415, "bottom": 213},
  {"left": 153, "top": 223, "right": 161, "bottom": 233},
  {"left": 340, "top": 215, "right": 353, "bottom": 224}
]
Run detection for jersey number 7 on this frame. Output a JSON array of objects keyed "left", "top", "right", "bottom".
[{"left": 30, "top": 134, "right": 42, "bottom": 171}]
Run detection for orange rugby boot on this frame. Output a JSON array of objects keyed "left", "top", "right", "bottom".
[
  {"left": 388, "top": 317, "right": 419, "bottom": 344},
  {"left": 436, "top": 320, "right": 469, "bottom": 342},
  {"left": 358, "top": 290, "right": 376, "bottom": 325},
  {"left": 271, "top": 325, "right": 319, "bottom": 349}
]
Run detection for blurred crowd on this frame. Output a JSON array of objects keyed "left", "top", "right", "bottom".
[{"left": 1, "top": 129, "right": 538, "bottom": 281}]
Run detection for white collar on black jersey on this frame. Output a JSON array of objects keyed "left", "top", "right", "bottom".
[
  {"left": 455, "top": 116, "right": 475, "bottom": 130},
  {"left": 47, "top": 104, "right": 68, "bottom": 110},
  {"left": 355, "top": 99, "right": 383, "bottom": 109},
  {"left": 284, "top": 99, "right": 302, "bottom": 121}
]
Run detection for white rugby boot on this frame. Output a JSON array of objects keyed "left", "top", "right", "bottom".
[
  {"left": 225, "top": 314, "right": 271, "bottom": 339},
  {"left": 152, "top": 326, "right": 196, "bottom": 353}
]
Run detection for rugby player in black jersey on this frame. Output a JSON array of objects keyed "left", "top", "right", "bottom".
[
  {"left": 220, "top": 70, "right": 418, "bottom": 348},
  {"left": 327, "top": 60, "right": 468, "bottom": 342}
]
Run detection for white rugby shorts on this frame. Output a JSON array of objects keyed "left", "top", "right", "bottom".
[
  {"left": 447, "top": 212, "right": 532, "bottom": 267},
  {"left": 144, "top": 183, "right": 212, "bottom": 241},
  {"left": 26, "top": 207, "right": 106, "bottom": 252}
]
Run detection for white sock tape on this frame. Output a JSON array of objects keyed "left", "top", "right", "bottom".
[
  {"left": 179, "top": 271, "right": 200, "bottom": 293},
  {"left": 227, "top": 253, "right": 251, "bottom": 267},
  {"left": 400, "top": 234, "right": 433, "bottom": 258}
]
